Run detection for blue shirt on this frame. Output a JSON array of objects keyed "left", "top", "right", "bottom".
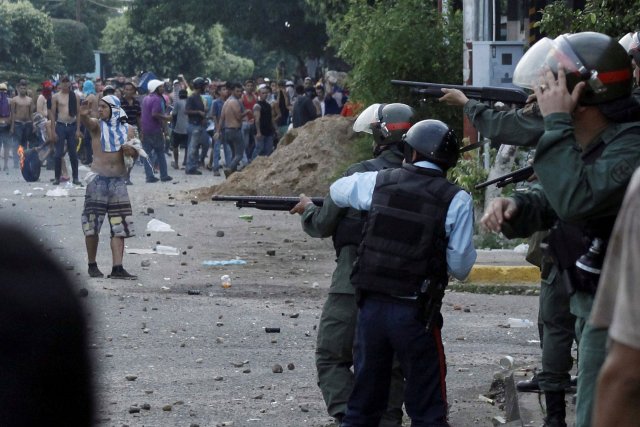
[{"left": 330, "top": 160, "right": 477, "bottom": 280}]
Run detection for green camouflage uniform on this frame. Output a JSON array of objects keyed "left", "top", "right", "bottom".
[
  {"left": 505, "top": 112, "right": 640, "bottom": 426},
  {"left": 301, "top": 147, "right": 404, "bottom": 426},
  {"left": 465, "top": 100, "right": 575, "bottom": 393}
]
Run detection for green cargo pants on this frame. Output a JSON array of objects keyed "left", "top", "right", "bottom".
[
  {"left": 316, "top": 293, "right": 405, "bottom": 426},
  {"left": 571, "top": 291, "right": 608, "bottom": 427},
  {"left": 537, "top": 265, "right": 576, "bottom": 392}
]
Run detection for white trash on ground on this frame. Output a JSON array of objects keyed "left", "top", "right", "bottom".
[
  {"left": 146, "top": 219, "right": 175, "bottom": 232},
  {"left": 507, "top": 318, "right": 534, "bottom": 328},
  {"left": 45, "top": 188, "right": 69, "bottom": 197}
]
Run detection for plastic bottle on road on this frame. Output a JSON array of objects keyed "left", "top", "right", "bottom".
[{"left": 221, "top": 274, "right": 232, "bottom": 289}]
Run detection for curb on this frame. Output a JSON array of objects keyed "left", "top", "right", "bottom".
[{"left": 468, "top": 265, "right": 540, "bottom": 284}]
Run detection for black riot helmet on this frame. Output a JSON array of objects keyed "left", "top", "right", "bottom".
[
  {"left": 373, "top": 103, "right": 415, "bottom": 145},
  {"left": 192, "top": 77, "right": 206, "bottom": 91},
  {"left": 514, "top": 32, "right": 633, "bottom": 105},
  {"left": 402, "top": 119, "right": 459, "bottom": 170}
]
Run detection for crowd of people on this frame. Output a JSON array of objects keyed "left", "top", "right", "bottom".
[{"left": 0, "top": 72, "right": 350, "bottom": 184}]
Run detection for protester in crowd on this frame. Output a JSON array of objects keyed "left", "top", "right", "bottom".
[
  {"left": 0, "top": 83, "right": 11, "bottom": 170},
  {"left": 252, "top": 84, "right": 276, "bottom": 158},
  {"left": 171, "top": 89, "right": 189, "bottom": 170},
  {"left": 140, "top": 79, "right": 172, "bottom": 183},
  {"left": 50, "top": 76, "right": 81, "bottom": 186},
  {"left": 292, "top": 84, "right": 317, "bottom": 128}
]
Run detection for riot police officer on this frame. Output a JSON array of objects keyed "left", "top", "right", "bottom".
[
  {"left": 485, "top": 31, "right": 640, "bottom": 427},
  {"left": 291, "top": 102, "right": 415, "bottom": 427},
  {"left": 330, "top": 120, "right": 476, "bottom": 427}
]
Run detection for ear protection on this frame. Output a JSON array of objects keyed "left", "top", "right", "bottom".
[{"left": 377, "top": 104, "right": 391, "bottom": 138}]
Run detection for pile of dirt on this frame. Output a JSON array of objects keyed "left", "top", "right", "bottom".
[{"left": 197, "top": 115, "right": 358, "bottom": 198}]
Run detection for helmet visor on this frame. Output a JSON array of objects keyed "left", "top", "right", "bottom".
[
  {"left": 353, "top": 103, "right": 382, "bottom": 134},
  {"left": 514, "top": 35, "right": 608, "bottom": 94}
]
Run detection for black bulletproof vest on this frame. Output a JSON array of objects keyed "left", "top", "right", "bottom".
[
  {"left": 332, "top": 151, "right": 403, "bottom": 256},
  {"left": 350, "top": 164, "right": 460, "bottom": 296}
]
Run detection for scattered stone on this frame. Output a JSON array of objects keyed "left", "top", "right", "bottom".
[
  {"left": 287, "top": 363, "right": 295, "bottom": 370},
  {"left": 144, "top": 390, "right": 154, "bottom": 394},
  {"left": 180, "top": 343, "right": 186, "bottom": 348},
  {"left": 187, "top": 290, "right": 201, "bottom": 295},
  {"left": 128, "top": 406, "right": 141, "bottom": 414},
  {"left": 141, "top": 403, "right": 151, "bottom": 411},
  {"left": 143, "top": 328, "right": 150, "bottom": 334},
  {"left": 270, "top": 339, "right": 278, "bottom": 344},
  {"left": 232, "top": 361, "right": 248, "bottom": 367},
  {"left": 65, "top": 265, "right": 74, "bottom": 271},
  {"left": 196, "top": 358, "right": 203, "bottom": 364},
  {"left": 162, "top": 404, "right": 172, "bottom": 411},
  {"left": 215, "top": 337, "right": 224, "bottom": 343},
  {"left": 191, "top": 199, "right": 198, "bottom": 205},
  {"left": 272, "top": 364, "right": 283, "bottom": 373},
  {"left": 463, "top": 307, "right": 471, "bottom": 313},
  {"left": 141, "top": 260, "right": 151, "bottom": 267},
  {"left": 214, "top": 376, "right": 224, "bottom": 381},
  {"left": 181, "top": 261, "right": 188, "bottom": 266},
  {"left": 253, "top": 394, "right": 264, "bottom": 399},
  {"left": 188, "top": 245, "right": 193, "bottom": 249},
  {"left": 78, "top": 288, "right": 89, "bottom": 298},
  {"left": 147, "top": 207, "right": 154, "bottom": 214},
  {"left": 125, "top": 375, "right": 138, "bottom": 381},
  {"left": 190, "top": 424, "right": 200, "bottom": 427},
  {"left": 216, "top": 322, "right": 224, "bottom": 327},
  {"left": 182, "top": 251, "right": 187, "bottom": 255},
  {"left": 105, "top": 353, "right": 113, "bottom": 358},
  {"left": 216, "top": 230, "right": 225, "bottom": 237},
  {"left": 266, "top": 250, "right": 276, "bottom": 256},
  {"left": 242, "top": 368, "right": 251, "bottom": 373},
  {"left": 304, "top": 331, "right": 311, "bottom": 337},
  {"left": 289, "top": 313, "right": 300, "bottom": 319},
  {"left": 453, "top": 304, "right": 463, "bottom": 311},
  {"left": 299, "top": 404, "right": 309, "bottom": 413}
]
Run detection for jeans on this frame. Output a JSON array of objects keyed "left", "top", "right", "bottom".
[
  {"left": 142, "top": 131, "right": 169, "bottom": 180},
  {"left": 252, "top": 134, "right": 274, "bottom": 159},
  {"left": 241, "top": 122, "right": 255, "bottom": 164},
  {"left": 212, "top": 136, "right": 232, "bottom": 171},
  {"left": 14, "top": 121, "right": 33, "bottom": 148},
  {"left": 0, "top": 125, "right": 11, "bottom": 167},
  {"left": 224, "top": 128, "right": 244, "bottom": 172},
  {"left": 186, "top": 123, "right": 207, "bottom": 172},
  {"left": 54, "top": 122, "right": 79, "bottom": 180},
  {"left": 342, "top": 296, "right": 448, "bottom": 427}
]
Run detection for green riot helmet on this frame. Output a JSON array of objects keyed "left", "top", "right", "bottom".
[
  {"left": 376, "top": 103, "right": 415, "bottom": 145},
  {"left": 620, "top": 32, "right": 640, "bottom": 65},
  {"left": 402, "top": 119, "right": 459, "bottom": 170},
  {"left": 513, "top": 32, "right": 633, "bottom": 105}
]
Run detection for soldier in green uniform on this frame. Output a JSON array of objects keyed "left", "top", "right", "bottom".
[
  {"left": 483, "top": 32, "right": 640, "bottom": 427},
  {"left": 290, "top": 103, "right": 415, "bottom": 427},
  {"left": 439, "top": 87, "right": 577, "bottom": 426}
]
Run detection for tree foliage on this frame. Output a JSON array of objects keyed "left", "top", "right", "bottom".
[
  {"left": 539, "top": 0, "right": 640, "bottom": 38},
  {"left": 128, "top": 0, "right": 328, "bottom": 60},
  {"left": 0, "top": 1, "right": 60, "bottom": 77},
  {"left": 52, "top": 18, "right": 95, "bottom": 74},
  {"left": 329, "top": 0, "right": 463, "bottom": 129},
  {"left": 101, "top": 16, "right": 254, "bottom": 79}
]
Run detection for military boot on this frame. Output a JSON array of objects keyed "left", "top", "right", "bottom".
[{"left": 543, "top": 390, "right": 567, "bottom": 427}]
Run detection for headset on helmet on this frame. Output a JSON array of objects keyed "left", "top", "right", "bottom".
[
  {"left": 402, "top": 120, "right": 459, "bottom": 170},
  {"left": 514, "top": 32, "right": 633, "bottom": 105}
]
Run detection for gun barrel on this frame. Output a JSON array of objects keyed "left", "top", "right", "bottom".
[
  {"left": 392, "top": 80, "right": 528, "bottom": 106},
  {"left": 474, "top": 166, "right": 534, "bottom": 190},
  {"left": 212, "top": 195, "right": 324, "bottom": 210}
]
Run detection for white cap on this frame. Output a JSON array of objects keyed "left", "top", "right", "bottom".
[
  {"left": 147, "top": 79, "right": 164, "bottom": 93},
  {"left": 285, "top": 80, "right": 294, "bottom": 87}
]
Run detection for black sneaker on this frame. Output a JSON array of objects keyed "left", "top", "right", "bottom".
[
  {"left": 146, "top": 176, "right": 159, "bottom": 183},
  {"left": 52, "top": 179, "right": 60, "bottom": 185},
  {"left": 73, "top": 179, "right": 83, "bottom": 186},
  {"left": 185, "top": 169, "right": 202, "bottom": 175},
  {"left": 88, "top": 264, "right": 104, "bottom": 278},
  {"left": 108, "top": 268, "right": 138, "bottom": 280},
  {"left": 161, "top": 175, "right": 173, "bottom": 182}
]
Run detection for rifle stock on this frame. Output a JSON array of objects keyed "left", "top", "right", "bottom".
[
  {"left": 212, "top": 195, "right": 324, "bottom": 211},
  {"left": 391, "top": 80, "right": 528, "bottom": 106},
  {"left": 474, "top": 166, "right": 534, "bottom": 190}
]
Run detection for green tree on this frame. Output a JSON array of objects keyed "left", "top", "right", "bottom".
[
  {"left": 52, "top": 18, "right": 95, "bottom": 74},
  {"left": 330, "top": 0, "right": 463, "bottom": 130},
  {"left": 539, "top": 0, "right": 640, "bottom": 38},
  {"left": 0, "top": 1, "right": 61, "bottom": 78},
  {"left": 204, "top": 25, "right": 254, "bottom": 80}
]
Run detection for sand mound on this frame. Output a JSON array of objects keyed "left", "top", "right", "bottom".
[{"left": 196, "top": 115, "right": 357, "bottom": 199}]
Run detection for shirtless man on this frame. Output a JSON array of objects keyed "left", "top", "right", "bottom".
[
  {"left": 10, "top": 81, "right": 34, "bottom": 161},
  {"left": 0, "top": 83, "right": 10, "bottom": 170},
  {"left": 50, "top": 76, "right": 81, "bottom": 185},
  {"left": 216, "top": 82, "right": 247, "bottom": 175},
  {"left": 80, "top": 95, "right": 137, "bottom": 280}
]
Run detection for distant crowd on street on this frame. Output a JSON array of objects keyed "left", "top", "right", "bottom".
[{"left": 0, "top": 71, "right": 354, "bottom": 184}]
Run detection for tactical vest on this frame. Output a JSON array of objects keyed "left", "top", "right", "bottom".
[
  {"left": 546, "top": 127, "right": 640, "bottom": 294},
  {"left": 332, "top": 150, "right": 403, "bottom": 256},
  {"left": 350, "top": 164, "right": 460, "bottom": 296}
]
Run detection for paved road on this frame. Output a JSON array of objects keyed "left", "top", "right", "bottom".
[{"left": 1, "top": 162, "right": 550, "bottom": 426}]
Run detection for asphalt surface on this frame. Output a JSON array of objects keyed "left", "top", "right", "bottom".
[{"left": 0, "top": 161, "right": 552, "bottom": 427}]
